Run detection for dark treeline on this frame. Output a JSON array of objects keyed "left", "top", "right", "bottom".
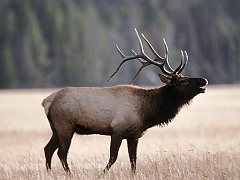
[{"left": 0, "top": 0, "right": 240, "bottom": 88}]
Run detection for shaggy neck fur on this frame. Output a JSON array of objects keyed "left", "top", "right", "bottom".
[{"left": 140, "top": 85, "right": 193, "bottom": 131}]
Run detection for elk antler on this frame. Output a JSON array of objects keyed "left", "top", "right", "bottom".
[{"left": 108, "top": 28, "right": 188, "bottom": 82}]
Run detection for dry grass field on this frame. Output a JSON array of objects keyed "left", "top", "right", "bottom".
[{"left": 0, "top": 85, "right": 240, "bottom": 180}]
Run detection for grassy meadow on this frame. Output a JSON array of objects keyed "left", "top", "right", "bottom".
[{"left": 0, "top": 85, "right": 240, "bottom": 179}]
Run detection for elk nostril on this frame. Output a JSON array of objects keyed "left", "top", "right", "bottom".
[
  {"left": 198, "top": 78, "right": 208, "bottom": 86},
  {"left": 202, "top": 78, "right": 208, "bottom": 86}
]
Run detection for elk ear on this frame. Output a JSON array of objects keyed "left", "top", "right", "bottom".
[{"left": 158, "top": 74, "right": 171, "bottom": 84}]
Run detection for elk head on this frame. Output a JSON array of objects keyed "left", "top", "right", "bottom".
[{"left": 109, "top": 28, "right": 208, "bottom": 102}]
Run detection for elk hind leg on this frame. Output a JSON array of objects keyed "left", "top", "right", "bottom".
[
  {"left": 44, "top": 128, "right": 59, "bottom": 170},
  {"left": 57, "top": 126, "right": 74, "bottom": 172}
]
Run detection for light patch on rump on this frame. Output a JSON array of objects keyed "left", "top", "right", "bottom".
[{"left": 42, "top": 91, "right": 58, "bottom": 115}]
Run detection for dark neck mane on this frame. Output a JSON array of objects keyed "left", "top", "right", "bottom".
[{"left": 140, "top": 85, "right": 190, "bottom": 131}]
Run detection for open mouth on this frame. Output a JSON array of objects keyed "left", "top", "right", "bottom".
[{"left": 199, "top": 87, "right": 206, "bottom": 93}]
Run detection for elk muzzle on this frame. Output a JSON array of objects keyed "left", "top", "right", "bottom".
[{"left": 195, "top": 78, "right": 208, "bottom": 93}]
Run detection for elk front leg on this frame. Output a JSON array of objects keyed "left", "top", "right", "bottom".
[
  {"left": 103, "top": 133, "right": 123, "bottom": 173},
  {"left": 127, "top": 138, "right": 139, "bottom": 173}
]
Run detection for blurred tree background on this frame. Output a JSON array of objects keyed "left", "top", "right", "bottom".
[{"left": 0, "top": 0, "right": 239, "bottom": 88}]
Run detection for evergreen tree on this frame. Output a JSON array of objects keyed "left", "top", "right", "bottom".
[{"left": 0, "top": 0, "right": 240, "bottom": 88}]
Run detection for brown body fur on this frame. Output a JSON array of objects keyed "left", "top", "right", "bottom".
[{"left": 43, "top": 77, "right": 207, "bottom": 173}]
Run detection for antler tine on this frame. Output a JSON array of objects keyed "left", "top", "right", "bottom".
[
  {"left": 131, "top": 66, "right": 145, "bottom": 84},
  {"left": 116, "top": 44, "right": 126, "bottom": 58},
  {"left": 141, "top": 34, "right": 174, "bottom": 76},
  {"left": 173, "top": 50, "right": 184, "bottom": 74},
  {"left": 130, "top": 49, "right": 151, "bottom": 83},
  {"left": 134, "top": 28, "right": 170, "bottom": 68},
  {"left": 141, "top": 33, "right": 164, "bottom": 60},
  {"left": 108, "top": 28, "right": 187, "bottom": 82},
  {"left": 134, "top": 28, "right": 175, "bottom": 77},
  {"left": 135, "top": 28, "right": 144, "bottom": 54},
  {"left": 177, "top": 51, "right": 188, "bottom": 74},
  {"left": 162, "top": 38, "right": 168, "bottom": 59},
  {"left": 141, "top": 33, "right": 173, "bottom": 72},
  {"left": 162, "top": 38, "right": 175, "bottom": 72},
  {"left": 131, "top": 49, "right": 150, "bottom": 65},
  {"left": 109, "top": 28, "right": 166, "bottom": 81},
  {"left": 134, "top": 28, "right": 155, "bottom": 62},
  {"left": 108, "top": 44, "right": 140, "bottom": 81}
]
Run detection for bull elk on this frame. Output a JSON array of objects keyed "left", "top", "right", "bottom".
[{"left": 42, "top": 28, "right": 207, "bottom": 173}]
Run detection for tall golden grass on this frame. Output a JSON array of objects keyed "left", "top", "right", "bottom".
[{"left": 0, "top": 85, "right": 240, "bottom": 179}]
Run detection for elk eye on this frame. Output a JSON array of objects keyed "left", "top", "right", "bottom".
[{"left": 180, "top": 79, "right": 190, "bottom": 85}]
